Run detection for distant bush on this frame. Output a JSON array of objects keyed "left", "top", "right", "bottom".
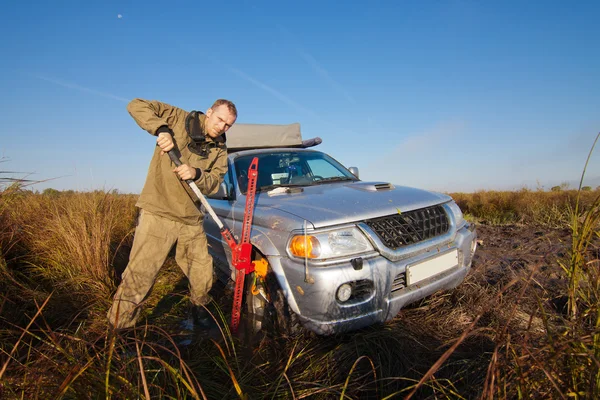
[{"left": 42, "top": 188, "right": 60, "bottom": 197}]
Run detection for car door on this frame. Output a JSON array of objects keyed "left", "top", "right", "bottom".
[{"left": 204, "top": 162, "right": 237, "bottom": 267}]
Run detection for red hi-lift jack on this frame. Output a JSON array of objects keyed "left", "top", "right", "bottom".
[{"left": 168, "top": 150, "right": 259, "bottom": 333}]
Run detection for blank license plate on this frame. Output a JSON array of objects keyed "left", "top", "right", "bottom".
[{"left": 407, "top": 249, "right": 458, "bottom": 285}]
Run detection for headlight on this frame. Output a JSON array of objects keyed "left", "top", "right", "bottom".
[
  {"left": 447, "top": 201, "right": 465, "bottom": 228},
  {"left": 288, "top": 226, "right": 374, "bottom": 260}
]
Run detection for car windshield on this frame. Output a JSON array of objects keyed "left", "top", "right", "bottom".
[{"left": 234, "top": 151, "right": 358, "bottom": 194}]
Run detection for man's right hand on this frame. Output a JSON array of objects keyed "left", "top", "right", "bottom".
[{"left": 157, "top": 132, "right": 174, "bottom": 155}]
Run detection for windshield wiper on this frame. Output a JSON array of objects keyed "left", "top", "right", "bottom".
[
  {"left": 313, "top": 176, "right": 355, "bottom": 184},
  {"left": 257, "top": 183, "right": 307, "bottom": 192}
]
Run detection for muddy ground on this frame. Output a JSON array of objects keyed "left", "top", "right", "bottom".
[
  {"left": 469, "top": 223, "right": 576, "bottom": 315},
  {"left": 473, "top": 224, "right": 571, "bottom": 278}
]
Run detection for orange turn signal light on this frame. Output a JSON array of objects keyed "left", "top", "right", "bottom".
[{"left": 289, "top": 235, "right": 321, "bottom": 258}]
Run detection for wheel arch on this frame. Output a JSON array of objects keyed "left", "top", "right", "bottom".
[{"left": 248, "top": 238, "right": 301, "bottom": 316}]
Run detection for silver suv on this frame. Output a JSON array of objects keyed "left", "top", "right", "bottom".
[{"left": 204, "top": 125, "right": 477, "bottom": 336}]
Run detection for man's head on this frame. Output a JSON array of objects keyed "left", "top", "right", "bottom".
[{"left": 205, "top": 99, "right": 237, "bottom": 138}]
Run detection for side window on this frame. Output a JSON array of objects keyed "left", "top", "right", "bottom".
[
  {"left": 222, "top": 165, "right": 235, "bottom": 199},
  {"left": 306, "top": 159, "right": 343, "bottom": 177},
  {"left": 235, "top": 158, "right": 250, "bottom": 194}
]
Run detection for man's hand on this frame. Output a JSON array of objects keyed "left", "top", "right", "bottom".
[
  {"left": 157, "top": 132, "right": 174, "bottom": 154},
  {"left": 174, "top": 164, "right": 199, "bottom": 181}
]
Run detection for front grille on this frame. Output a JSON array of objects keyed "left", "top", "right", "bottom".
[{"left": 365, "top": 205, "right": 449, "bottom": 249}]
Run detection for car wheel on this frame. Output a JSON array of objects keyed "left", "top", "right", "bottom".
[
  {"left": 244, "top": 272, "right": 267, "bottom": 334},
  {"left": 245, "top": 270, "right": 301, "bottom": 338},
  {"left": 264, "top": 271, "right": 302, "bottom": 337}
]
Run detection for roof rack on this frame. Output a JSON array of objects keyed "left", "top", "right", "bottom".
[{"left": 225, "top": 122, "right": 321, "bottom": 151}]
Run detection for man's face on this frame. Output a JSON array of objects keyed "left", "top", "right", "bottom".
[{"left": 205, "top": 104, "right": 236, "bottom": 138}]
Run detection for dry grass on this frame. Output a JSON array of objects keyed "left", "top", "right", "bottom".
[
  {"left": 22, "top": 190, "right": 136, "bottom": 299},
  {"left": 450, "top": 187, "right": 598, "bottom": 227},
  {"left": 1, "top": 162, "right": 599, "bottom": 398}
]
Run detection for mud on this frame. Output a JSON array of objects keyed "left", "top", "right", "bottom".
[{"left": 469, "top": 223, "right": 577, "bottom": 314}]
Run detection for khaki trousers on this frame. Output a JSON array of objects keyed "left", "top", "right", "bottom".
[{"left": 107, "top": 210, "right": 213, "bottom": 329}]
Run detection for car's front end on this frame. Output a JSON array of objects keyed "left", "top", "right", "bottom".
[{"left": 265, "top": 197, "right": 477, "bottom": 335}]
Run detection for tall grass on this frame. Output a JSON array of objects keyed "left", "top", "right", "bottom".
[
  {"left": 7, "top": 190, "right": 135, "bottom": 294},
  {"left": 0, "top": 301, "right": 207, "bottom": 399},
  {"left": 1, "top": 135, "right": 599, "bottom": 398},
  {"left": 564, "top": 132, "right": 600, "bottom": 397},
  {"left": 23, "top": 190, "right": 137, "bottom": 299}
]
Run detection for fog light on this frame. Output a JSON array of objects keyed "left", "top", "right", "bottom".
[{"left": 337, "top": 284, "right": 352, "bottom": 302}]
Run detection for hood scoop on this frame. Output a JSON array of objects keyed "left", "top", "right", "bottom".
[{"left": 348, "top": 182, "right": 395, "bottom": 192}]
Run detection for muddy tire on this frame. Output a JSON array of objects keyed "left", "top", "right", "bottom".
[
  {"left": 245, "top": 271, "right": 301, "bottom": 338},
  {"left": 244, "top": 272, "right": 266, "bottom": 334},
  {"left": 264, "top": 271, "right": 302, "bottom": 337}
]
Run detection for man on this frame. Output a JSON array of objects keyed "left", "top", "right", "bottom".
[{"left": 107, "top": 98, "right": 237, "bottom": 329}]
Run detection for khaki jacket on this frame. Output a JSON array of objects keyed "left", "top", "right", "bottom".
[{"left": 128, "top": 98, "right": 228, "bottom": 225}]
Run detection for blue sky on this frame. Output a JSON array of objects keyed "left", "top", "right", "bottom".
[{"left": 1, "top": 0, "right": 599, "bottom": 193}]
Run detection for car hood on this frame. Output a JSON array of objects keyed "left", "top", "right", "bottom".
[{"left": 253, "top": 181, "right": 452, "bottom": 229}]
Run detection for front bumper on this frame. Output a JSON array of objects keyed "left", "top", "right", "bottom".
[{"left": 269, "top": 222, "right": 477, "bottom": 335}]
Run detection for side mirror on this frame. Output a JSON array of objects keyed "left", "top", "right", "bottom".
[
  {"left": 208, "top": 182, "right": 229, "bottom": 200},
  {"left": 348, "top": 167, "right": 359, "bottom": 179}
]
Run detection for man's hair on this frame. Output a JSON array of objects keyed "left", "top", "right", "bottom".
[{"left": 211, "top": 99, "right": 238, "bottom": 118}]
